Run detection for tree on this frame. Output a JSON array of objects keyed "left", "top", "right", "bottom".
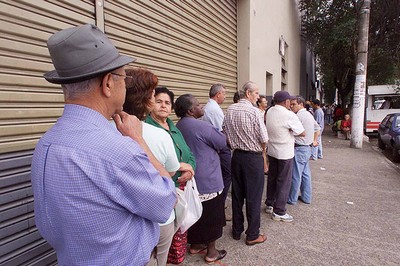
[
  {"left": 368, "top": 0, "right": 400, "bottom": 84},
  {"left": 299, "top": 0, "right": 400, "bottom": 104}
]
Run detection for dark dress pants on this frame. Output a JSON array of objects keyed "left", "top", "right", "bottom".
[
  {"left": 265, "top": 155, "right": 293, "bottom": 215},
  {"left": 231, "top": 150, "right": 264, "bottom": 241},
  {"left": 219, "top": 145, "right": 232, "bottom": 203}
]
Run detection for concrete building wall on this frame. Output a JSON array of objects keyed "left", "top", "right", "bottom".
[
  {"left": 300, "top": 36, "right": 317, "bottom": 101},
  {"left": 237, "top": 0, "right": 302, "bottom": 99}
]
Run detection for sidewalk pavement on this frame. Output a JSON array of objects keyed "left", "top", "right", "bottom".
[{"left": 184, "top": 129, "right": 400, "bottom": 266}]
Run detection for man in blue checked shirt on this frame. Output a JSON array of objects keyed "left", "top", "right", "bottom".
[{"left": 31, "top": 24, "right": 176, "bottom": 266}]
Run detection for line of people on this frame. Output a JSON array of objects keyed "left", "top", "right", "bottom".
[{"left": 31, "top": 24, "right": 323, "bottom": 266}]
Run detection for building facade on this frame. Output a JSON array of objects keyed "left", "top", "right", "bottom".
[{"left": 237, "top": 0, "right": 308, "bottom": 101}]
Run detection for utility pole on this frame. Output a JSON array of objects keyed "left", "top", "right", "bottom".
[{"left": 350, "top": 0, "right": 371, "bottom": 149}]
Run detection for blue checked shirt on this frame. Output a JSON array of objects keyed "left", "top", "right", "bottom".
[{"left": 31, "top": 104, "right": 176, "bottom": 266}]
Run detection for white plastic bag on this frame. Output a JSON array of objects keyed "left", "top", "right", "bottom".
[
  {"left": 174, "top": 188, "right": 188, "bottom": 231},
  {"left": 180, "top": 177, "right": 203, "bottom": 233}
]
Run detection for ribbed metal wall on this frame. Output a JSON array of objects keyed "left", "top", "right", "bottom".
[
  {"left": 0, "top": 1, "right": 95, "bottom": 265},
  {"left": 0, "top": 0, "right": 95, "bottom": 153},
  {"left": 0, "top": 1, "right": 237, "bottom": 265},
  {"left": 104, "top": 0, "right": 237, "bottom": 110}
]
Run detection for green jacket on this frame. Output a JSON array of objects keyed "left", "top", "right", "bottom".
[{"left": 145, "top": 116, "right": 196, "bottom": 186}]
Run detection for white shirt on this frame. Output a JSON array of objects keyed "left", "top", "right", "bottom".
[
  {"left": 266, "top": 105, "right": 304, "bottom": 160},
  {"left": 142, "top": 122, "right": 180, "bottom": 225},
  {"left": 142, "top": 122, "right": 180, "bottom": 173},
  {"left": 111, "top": 120, "right": 180, "bottom": 172},
  {"left": 203, "top": 98, "right": 224, "bottom": 131},
  {"left": 295, "top": 108, "right": 321, "bottom": 145}
]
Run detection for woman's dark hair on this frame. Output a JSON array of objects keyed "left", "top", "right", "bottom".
[
  {"left": 175, "top": 94, "right": 194, "bottom": 118},
  {"left": 256, "top": 95, "right": 266, "bottom": 107},
  {"left": 155, "top": 86, "right": 175, "bottom": 110},
  {"left": 233, "top": 91, "right": 240, "bottom": 103},
  {"left": 123, "top": 68, "right": 158, "bottom": 120}
]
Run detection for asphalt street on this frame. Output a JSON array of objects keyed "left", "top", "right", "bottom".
[{"left": 183, "top": 128, "right": 400, "bottom": 266}]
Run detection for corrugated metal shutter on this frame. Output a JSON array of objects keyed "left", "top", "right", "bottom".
[
  {"left": 1, "top": 1, "right": 237, "bottom": 264},
  {"left": 104, "top": 0, "right": 237, "bottom": 113},
  {"left": 0, "top": 0, "right": 95, "bottom": 153},
  {"left": 0, "top": 1, "right": 95, "bottom": 265}
]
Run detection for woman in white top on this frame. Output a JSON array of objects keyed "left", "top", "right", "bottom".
[{"left": 123, "top": 68, "right": 193, "bottom": 265}]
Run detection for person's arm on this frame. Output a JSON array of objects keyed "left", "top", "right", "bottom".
[
  {"left": 163, "top": 134, "right": 180, "bottom": 177},
  {"left": 113, "top": 111, "right": 170, "bottom": 178},
  {"left": 288, "top": 113, "right": 305, "bottom": 137},
  {"left": 111, "top": 154, "right": 176, "bottom": 223},
  {"left": 296, "top": 131, "right": 306, "bottom": 137},
  {"left": 176, "top": 132, "right": 196, "bottom": 183},
  {"left": 317, "top": 110, "right": 324, "bottom": 128},
  {"left": 177, "top": 145, "right": 196, "bottom": 182},
  {"left": 313, "top": 119, "right": 321, "bottom": 146},
  {"left": 177, "top": 164, "right": 194, "bottom": 183},
  {"left": 222, "top": 119, "right": 232, "bottom": 149},
  {"left": 313, "top": 130, "right": 320, "bottom": 146},
  {"left": 262, "top": 142, "right": 268, "bottom": 173},
  {"left": 206, "top": 125, "right": 227, "bottom": 151}
]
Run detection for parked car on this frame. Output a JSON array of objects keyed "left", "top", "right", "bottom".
[{"left": 378, "top": 113, "right": 400, "bottom": 162}]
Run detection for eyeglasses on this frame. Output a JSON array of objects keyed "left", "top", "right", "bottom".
[{"left": 111, "top": 73, "right": 134, "bottom": 79}]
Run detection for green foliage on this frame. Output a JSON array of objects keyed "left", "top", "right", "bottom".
[{"left": 300, "top": 0, "right": 400, "bottom": 104}]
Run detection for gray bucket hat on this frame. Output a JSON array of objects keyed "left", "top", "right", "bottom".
[{"left": 44, "top": 24, "right": 136, "bottom": 84}]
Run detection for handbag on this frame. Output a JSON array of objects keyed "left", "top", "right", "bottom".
[
  {"left": 180, "top": 177, "right": 203, "bottom": 233},
  {"left": 174, "top": 187, "right": 188, "bottom": 232}
]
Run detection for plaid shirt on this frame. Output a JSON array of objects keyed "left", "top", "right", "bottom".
[{"left": 223, "top": 99, "right": 268, "bottom": 152}]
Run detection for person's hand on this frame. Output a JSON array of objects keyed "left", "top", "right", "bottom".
[
  {"left": 264, "top": 163, "right": 269, "bottom": 174},
  {"left": 177, "top": 170, "right": 193, "bottom": 183},
  {"left": 312, "top": 140, "right": 319, "bottom": 147},
  {"left": 179, "top": 162, "right": 195, "bottom": 176},
  {"left": 113, "top": 111, "right": 142, "bottom": 141}
]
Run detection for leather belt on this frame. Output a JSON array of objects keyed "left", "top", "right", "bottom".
[
  {"left": 294, "top": 143, "right": 312, "bottom": 147},
  {"left": 235, "top": 149, "right": 262, "bottom": 155}
]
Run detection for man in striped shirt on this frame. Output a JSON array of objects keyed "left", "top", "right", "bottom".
[{"left": 223, "top": 81, "right": 269, "bottom": 246}]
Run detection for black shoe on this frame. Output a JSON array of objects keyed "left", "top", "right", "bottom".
[
  {"left": 232, "top": 232, "right": 241, "bottom": 240},
  {"left": 298, "top": 196, "right": 310, "bottom": 204}
]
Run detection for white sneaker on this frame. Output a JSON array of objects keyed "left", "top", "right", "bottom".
[
  {"left": 265, "top": 206, "right": 273, "bottom": 214},
  {"left": 271, "top": 212, "right": 293, "bottom": 222}
]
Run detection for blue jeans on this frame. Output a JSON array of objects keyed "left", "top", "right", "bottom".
[
  {"left": 311, "top": 132, "right": 323, "bottom": 159},
  {"left": 288, "top": 145, "right": 312, "bottom": 204}
]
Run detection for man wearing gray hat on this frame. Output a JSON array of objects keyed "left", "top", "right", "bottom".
[
  {"left": 265, "top": 91, "right": 305, "bottom": 222},
  {"left": 31, "top": 24, "right": 176, "bottom": 266}
]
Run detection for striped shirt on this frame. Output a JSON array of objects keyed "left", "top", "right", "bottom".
[{"left": 223, "top": 99, "right": 268, "bottom": 152}]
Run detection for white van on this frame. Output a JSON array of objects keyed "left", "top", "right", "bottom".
[{"left": 365, "top": 85, "right": 400, "bottom": 133}]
